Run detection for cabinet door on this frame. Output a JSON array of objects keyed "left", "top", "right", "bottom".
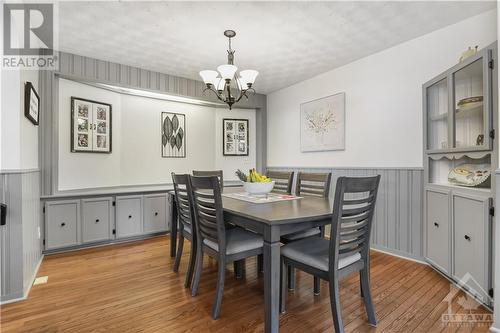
[
  {"left": 425, "top": 189, "right": 451, "bottom": 274},
  {"left": 46, "top": 200, "right": 79, "bottom": 250},
  {"left": 143, "top": 194, "right": 168, "bottom": 233},
  {"left": 451, "top": 49, "right": 492, "bottom": 151},
  {"left": 453, "top": 194, "right": 491, "bottom": 301},
  {"left": 116, "top": 196, "right": 143, "bottom": 238},
  {"left": 82, "top": 197, "right": 113, "bottom": 243}
]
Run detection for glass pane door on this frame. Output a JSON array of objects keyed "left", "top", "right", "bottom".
[
  {"left": 453, "top": 58, "right": 485, "bottom": 149},
  {"left": 427, "top": 78, "right": 449, "bottom": 150}
]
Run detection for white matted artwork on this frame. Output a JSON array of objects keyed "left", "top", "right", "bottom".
[{"left": 300, "top": 92, "right": 345, "bottom": 152}]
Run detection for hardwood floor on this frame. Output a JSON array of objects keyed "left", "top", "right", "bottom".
[{"left": 0, "top": 236, "right": 492, "bottom": 332}]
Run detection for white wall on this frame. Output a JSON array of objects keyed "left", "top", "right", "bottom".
[
  {"left": 58, "top": 79, "right": 256, "bottom": 190},
  {"left": 267, "top": 10, "right": 497, "bottom": 168}
]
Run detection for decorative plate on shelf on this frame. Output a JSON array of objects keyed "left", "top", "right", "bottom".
[
  {"left": 448, "top": 163, "right": 490, "bottom": 187},
  {"left": 457, "top": 96, "right": 483, "bottom": 111}
]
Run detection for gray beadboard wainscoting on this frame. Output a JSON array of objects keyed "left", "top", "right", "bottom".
[
  {"left": 267, "top": 167, "right": 424, "bottom": 261},
  {"left": 0, "top": 170, "right": 43, "bottom": 303}
]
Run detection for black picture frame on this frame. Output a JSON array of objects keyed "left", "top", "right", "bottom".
[
  {"left": 24, "top": 82, "right": 40, "bottom": 125},
  {"left": 161, "top": 112, "right": 186, "bottom": 158},
  {"left": 223, "top": 118, "right": 249, "bottom": 156},
  {"left": 71, "top": 97, "right": 112, "bottom": 154}
]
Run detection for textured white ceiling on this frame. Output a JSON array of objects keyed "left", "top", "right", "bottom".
[{"left": 59, "top": 1, "right": 496, "bottom": 94}]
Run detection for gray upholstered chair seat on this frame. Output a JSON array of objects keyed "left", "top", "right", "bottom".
[
  {"left": 281, "top": 238, "right": 361, "bottom": 272},
  {"left": 182, "top": 225, "right": 192, "bottom": 234},
  {"left": 204, "top": 227, "right": 263, "bottom": 255},
  {"left": 281, "top": 227, "right": 321, "bottom": 241}
]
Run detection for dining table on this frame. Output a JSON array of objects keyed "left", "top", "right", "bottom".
[{"left": 168, "top": 187, "right": 333, "bottom": 333}]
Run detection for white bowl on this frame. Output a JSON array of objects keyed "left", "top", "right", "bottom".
[{"left": 242, "top": 181, "right": 275, "bottom": 196}]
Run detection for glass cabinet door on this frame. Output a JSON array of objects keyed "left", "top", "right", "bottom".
[
  {"left": 426, "top": 78, "right": 449, "bottom": 151},
  {"left": 452, "top": 53, "right": 490, "bottom": 150}
]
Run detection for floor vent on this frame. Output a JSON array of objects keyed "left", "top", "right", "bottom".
[{"left": 33, "top": 276, "right": 48, "bottom": 285}]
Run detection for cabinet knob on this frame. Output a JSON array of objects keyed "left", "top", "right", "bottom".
[
  {"left": 60, "top": 222, "right": 66, "bottom": 227},
  {"left": 128, "top": 215, "right": 132, "bottom": 219},
  {"left": 464, "top": 235, "right": 471, "bottom": 241},
  {"left": 155, "top": 212, "right": 158, "bottom": 216},
  {"left": 95, "top": 219, "right": 100, "bottom": 223},
  {"left": 434, "top": 222, "right": 439, "bottom": 228}
]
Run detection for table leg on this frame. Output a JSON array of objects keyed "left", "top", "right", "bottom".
[
  {"left": 264, "top": 236, "right": 281, "bottom": 333},
  {"left": 170, "top": 193, "right": 178, "bottom": 258}
]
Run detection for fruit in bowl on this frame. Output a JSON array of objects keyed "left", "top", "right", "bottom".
[{"left": 235, "top": 169, "right": 275, "bottom": 196}]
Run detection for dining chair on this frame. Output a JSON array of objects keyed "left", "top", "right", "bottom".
[
  {"left": 280, "top": 175, "right": 381, "bottom": 333},
  {"left": 281, "top": 171, "right": 332, "bottom": 292},
  {"left": 266, "top": 170, "right": 294, "bottom": 194},
  {"left": 189, "top": 175, "right": 264, "bottom": 319},
  {"left": 171, "top": 173, "right": 197, "bottom": 288},
  {"left": 192, "top": 170, "right": 224, "bottom": 189}
]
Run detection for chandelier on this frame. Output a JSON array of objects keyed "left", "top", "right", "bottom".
[{"left": 199, "top": 30, "right": 259, "bottom": 110}]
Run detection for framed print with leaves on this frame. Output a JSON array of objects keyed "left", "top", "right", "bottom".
[
  {"left": 223, "top": 118, "right": 249, "bottom": 156},
  {"left": 25, "top": 81, "right": 40, "bottom": 125},
  {"left": 161, "top": 112, "right": 186, "bottom": 158},
  {"left": 71, "top": 97, "right": 112, "bottom": 153},
  {"left": 300, "top": 92, "right": 345, "bottom": 152}
]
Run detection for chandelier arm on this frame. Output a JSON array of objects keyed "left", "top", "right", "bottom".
[{"left": 203, "top": 86, "right": 226, "bottom": 102}]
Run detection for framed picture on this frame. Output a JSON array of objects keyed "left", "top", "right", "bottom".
[
  {"left": 71, "top": 97, "right": 112, "bottom": 153},
  {"left": 223, "top": 118, "right": 249, "bottom": 156},
  {"left": 300, "top": 92, "right": 345, "bottom": 152},
  {"left": 24, "top": 82, "right": 40, "bottom": 125},
  {"left": 161, "top": 112, "right": 186, "bottom": 158}
]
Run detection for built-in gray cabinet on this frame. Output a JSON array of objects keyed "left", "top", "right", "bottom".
[
  {"left": 115, "top": 195, "right": 143, "bottom": 238},
  {"left": 45, "top": 200, "right": 80, "bottom": 250},
  {"left": 82, "top": 197, "right": 114, "bottom": 243},
  {"left": 453, "top": 193, "right": 491, "bottom": 302},
  {"left": 425, "top": 188, "right": 451, "bottom": 274},
  {"left": 143, "top": 194, "right": 168, "bottom": 233},
  {"left": 43, "top": 191, "right": 170, "bottom": 252}
]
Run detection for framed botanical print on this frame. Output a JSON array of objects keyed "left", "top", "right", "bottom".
[
  {"left": 223, "top": 118, "right": 248, "bottom": 156},
  {"left": 161, "top": 112, "right": 186, "bottom": 158},
  {"left": 300, "top": 92, "right": 345, "bottom": 152},
  {"left": 24, "top": 81, "right": 40, "bottom": 125},
  {"left": 71, "top": 97, "right": 112, "bottom": 153}
]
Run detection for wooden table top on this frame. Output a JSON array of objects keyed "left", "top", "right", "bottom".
[{"left": 221, "top": 187, "right": 333, "bottom": 225}]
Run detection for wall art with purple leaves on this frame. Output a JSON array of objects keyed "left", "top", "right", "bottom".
[{"left": 161, "top": 112, "right": 186, "bottom": 158}]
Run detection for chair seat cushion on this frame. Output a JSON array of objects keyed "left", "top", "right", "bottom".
[
  {"left": 204, "top": 227, "right": 263, "bottom": 255},
  {"left": 182, "top": 225, "right": 192, "bottom": 234},
  {"left": 281, "top": 227, "right": 321, "bottom": 241},
  {"left": 281, "top": 238, "right": 361, "bottom": 271}
]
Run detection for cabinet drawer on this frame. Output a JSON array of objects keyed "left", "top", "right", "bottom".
[
  {"left": 426, "top": 189, "right": 451, "bottom": 274},
  {"left": 143, "top": 194, "right": 168, "bottom": 233},
  {"left": 116, "top": 196, "right": 143, "bottom": 238},
  {"left": 82, "top": 198, "right": 113, "bottom": 243},
  {"left": 453, "top": 194, "right": 491, "bottom": 300},
  {"left": 46, "top": 200, "right": 79, "bottom": 250}
]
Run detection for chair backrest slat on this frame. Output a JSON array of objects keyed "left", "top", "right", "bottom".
[
  {"left": 189, "top": 175, "right": 226, "bottom": 253},
  {"left": 171, "top": 173, "right": 195, "bottom": 234},
  {"left": 296, "top": 172, "right": 332, "bottom": 198},
  {"left": 329, "top": 176, "right": 381, "bottom": 273},
  {"left": 193, "top": 170, "right": 224, "bottom": 189},
  {"left": 266, "top": 171, "right": 294, "bottom": 194}
]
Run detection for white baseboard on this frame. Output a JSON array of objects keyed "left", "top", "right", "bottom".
[
  {"left": 370, "top": 246, "right": 428, "bottom": 265},
  {"left": 1, "top": 254, "right": 44, "bottom": 306}
]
